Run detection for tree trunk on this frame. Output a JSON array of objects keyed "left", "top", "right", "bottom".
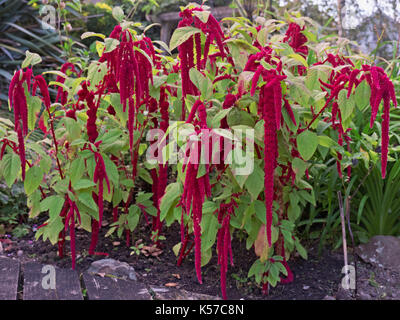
[{"left": 337, "top": 0, "right": 344, "bottom": 37}]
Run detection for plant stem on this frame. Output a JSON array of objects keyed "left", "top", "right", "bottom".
[
  {"left": 47, "top": 112, "right": 64, "bottom": 179},
  {"left": 337, "top": 192, "right": 348, "bottom": 275},
  {"left": 345, "top": 195, "right": 358, "bottom": 295}
]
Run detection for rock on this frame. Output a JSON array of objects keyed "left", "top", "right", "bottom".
[
  {"left": 356, "top": 236, "right": 400, "bottom": 273},
  {"left": 150, "top": 286, "right": 221, "bottom": 300},
  {"left": 336, "top": 284, "right": 354, "bottom": 300},
  {"left": 17, "top": 250, "right": 23, "bottom": 257},
  {"left": 358, "top": 292, "right": 372, "bottom": 300},
  {"left": 87, "top": 258, "right": 137, "bottom": 281}
]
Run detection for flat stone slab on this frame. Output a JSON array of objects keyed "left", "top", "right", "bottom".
[
  {"left": 150, "top": 286, "right": 221, "bottom": 300},
  {"left": 23, "top": 262, "right": 83, "bottom": 300},
  {"left": 83, "top": 272, "right": 151, "bottom": 300},
  {"left": 356, "top": 235, "right": 400, "bottom": 272},
  {"left": 87, "top": 258, "right": 137, "bottom": 281},
  {"left": 0, "top": 257, "right": 20, "bottom": 300}
]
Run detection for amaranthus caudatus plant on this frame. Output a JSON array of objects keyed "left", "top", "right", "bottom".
[{"left": 0, "top": 3, "right": 397, "bottom": 299}]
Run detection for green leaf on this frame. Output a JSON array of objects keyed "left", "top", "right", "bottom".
[
  {"left": 1, "top": 153, "right": 21, "bottom": 187},
  {"left": 257, "top": 28, "right": 268, "bottom": 47},
  {"left": 338, "top": 90, "right": 355, "bottom": 122},
  {"left": 248, "top": 259, "right": 265, "bottom": 284},
  {"left": 288, "top": 53, "right": 308, "bottom": 67},
  {"left": 318, "top": 135, "right": 337, "bottom": 148},
  {"left": 292, "top": 157, "right": 307, "bottom": 179},
  {"left": 160, "top": 183, "right": 182, "bottom": 221},
  {"left": 354, "top": 80, "right": 371, "bottom": 110},
  {"left": 297, "top": 130, "right": 318, "bottom": 161},
  {"left": 104, "top": 38, "right": 120, "bottom": 53},
  {"left": 28, "top": 190, "right": 42, "bottom": 218},
  {"left": 287, "top": 203, "right": 301, "bottom": 221},
  {"left": 169, "top": 27, "right": 201, "bottom": 51},
  {"left": 211, "top": 108, "right": 232, "bottom": 128},
  {"left": 109, "top": 93, "right": 128, "bottom": 126},
  {"left": 192, "top": 10, "right": 210, "bottom": 23},
  {"left": 103, "top": 155, "right": 119, "bottom": 187},
  {"left": 224, "top": 38, "right": 260, "bottom": 54},
  {"left": 245, "top": 165, "right": 264, "bottom": 200},
  {"left": 127, "top": 205, "right": 140, "bottom": 232},
  {"left": 172, "top": 243, "right": 181, "bottom": 257},
  {"left": 87, "top": 61, "right": 107, "bottom": 90},
  {"left": 189, "top": 68, "right": 212, "bottom": 99},
  {"left": 24, "top": 166, "right": 43, "bottom": 196},
  {"left": 202, "top": 201, "right": 218, "bottom": 214},
  {"left": 27, "top": 95, "right": 42, "bottom": 131},
  {"left": 22, "top": 50, "right": 42, "bottom": 69},
  {"left": 357, "top": 195, "right": 368, "bottom": 225},
  {"left": 45, "top": 216, "right": 64, "bottom": 245},
  {"left": 254, "top": 200, "right": 266, "bottom": 224},
  {"left": 40, "top": 195, "right": 65, "bottom": 219},
  {"left": 112, "top": 6, "right": 125, "bottom": 22},
  {"left": 78, "top": 192, "right": 99, "bottom": 220},
  {"left": 81, "top": 32, "right": 106, "bottom": 40},
  {"left": 227, "top": 108, "right": 255, "bottom": 127},
  {"left": 201, "top": 213, "right": 219, "bottom": 251},
  {"left": 69, "top": 157, "right": 85, "bottom": 186},
  {"left": 73, "top": 179, "right": 96, "bottom": 190},
  {"left": 63, "top": 117, "right": 81, "bottom": 142},
  {"left": 201, "top": 247, "right": 212, "bottom": 267},
  {"left": 305, "top": 67, "right": 328, "bottom": 91},
  {"left": 295, "top": 238, "right": 308, "bottom": 259},
  {"left": 135, "top": 192, "right": 153, "bottom": 204}
]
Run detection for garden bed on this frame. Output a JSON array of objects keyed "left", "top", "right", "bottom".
[{"left": 3, "top": 216, "right": 398, "bottom": 300}]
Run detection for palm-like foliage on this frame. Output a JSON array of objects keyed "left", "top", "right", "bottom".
[
  {"left": 0, "top": 0, "right": 65, "bottom": 103},
  {"left": 353, "top": 161, "right": 400, "bottom": 237}
]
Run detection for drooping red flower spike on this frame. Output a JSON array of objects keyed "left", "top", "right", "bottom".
[
  {"left": 362, "top": 65, "right": 397, "bottom": 178},
  {"left": 93, "top": 149, "right": 111, "bottom": 227},
  {"left": 151, "top": 86, "right": 170, "bottom": 240},
  {"left": 283, "top": 23, "right": 309, "bottom": 56},
  {"left": 55, "top": 62, "right": 78, "bottom": 105},
  {"left": 247, "top": 50, "right": 286, "bottom": 247},
  {"left": 176, "top": 7, "right": 234, "bottom": 119},
  {"left": 8, "top": 69, "right": 32, "bottom": 180},
  {"left": 64, "top": 187, "right": 81, "bottom": 270},
  {"left": 216, "top": 195, "right": 239, "bottom": 299},
  {"left": 87, "top": 142, "right": 110, "bottom": 255},
  {"left": 177, "top": 99, "right": 212, "bottom": 284}
]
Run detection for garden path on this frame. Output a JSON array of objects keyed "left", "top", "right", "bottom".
[{"left": 0, "top": 256, "right": 219, "bottom": 300}]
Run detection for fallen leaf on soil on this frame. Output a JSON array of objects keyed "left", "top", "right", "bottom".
[
  {"left": 140, "top": 245, "right": 163, "bottom": 257},
  {"left": 172, "top": 273, "right": 181, "bottom": 279},
  {"left": 165, "top": 282, "right": 178, "bottom": 287},
  {"left": 101, "top": 220, "right": 109, "bottom": 227}
]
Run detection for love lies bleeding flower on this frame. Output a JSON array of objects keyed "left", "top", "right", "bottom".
[{"left": 362, "top": 65, "right": 397, "bottom": 178}]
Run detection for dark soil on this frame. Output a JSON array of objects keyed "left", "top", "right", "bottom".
[{"left": 1, "top": 214, "right": 349, "bottom": 300}]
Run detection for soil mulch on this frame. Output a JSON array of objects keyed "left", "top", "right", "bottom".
[{"left": 1, "top": 214, "right": 350, "bottom": 300}]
